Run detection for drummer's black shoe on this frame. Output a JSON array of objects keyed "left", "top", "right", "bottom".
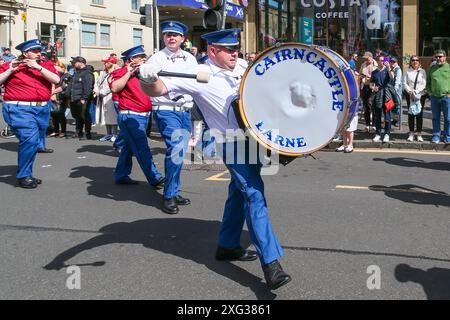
[
  {"left": 37, "top": 148, "right": 54, "bottom": 153},
  {"left": 175, "top": 195, "right": 190, "bottom": 205},
  {"left": 162, "top": 198, "right": 179, "bottom": 215},
  {"left": 215, "top": 246, "right": 258, "bottom": 261},
  {"left": 152, "top": 177, "right": 165, "bottom": 190},
  {"left": 18, "top": 176, "right": 38, "bottom": 189},
  {"left": 33, "top": 177, "right": 42, "bottom": 184},
  {"left": 262, "top": 260, "right": 292, "bottom": 290}
]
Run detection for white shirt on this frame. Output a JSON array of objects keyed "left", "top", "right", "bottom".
[
  {"left": 147, "top": 47, "right": 198, "bottom": 107},
  {"left": 162, "top": 58, "right": 248, "bottom": 134},
  {"left": 403, "top": 67, "right": 427, "bottom": 96}
]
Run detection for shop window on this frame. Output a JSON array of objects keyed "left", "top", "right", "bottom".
[
  {"left": 39, "top": 23, "right": 66, "bottom": 57},
  {"left": 257, "top": 0, "right": 402, "bottom": 59},
  {"left": 419, "top": 0, "right": 450, "bottom": 57},
  {"left": 131, "top": 0, "right": 141, "bottom": 11}
]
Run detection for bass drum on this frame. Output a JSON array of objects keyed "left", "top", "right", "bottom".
[{"left": 237, "top": 43, "right": 360, "bottom": 157}]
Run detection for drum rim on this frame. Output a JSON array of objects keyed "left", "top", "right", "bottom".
[{"left": 238, "top": 42, "right": 353, "bottom": 157}]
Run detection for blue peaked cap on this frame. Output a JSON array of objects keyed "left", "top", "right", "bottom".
[
  {"left": 15, "top": 39, "right": 42, "bottom": 52},
  {"left": 201, "top": 28, "right": 241, "bottom": 47},
  {"left": 121, "top": 45, "right": 146, "bottom": 61},
  {"left": 160, "top": 20, "right": 188, "bottom": 35}
]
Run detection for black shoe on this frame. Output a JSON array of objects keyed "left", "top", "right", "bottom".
[
  {"left": 116, "top": 176, "right": 139, "bottom": 185},
  {"left": 37, "top": 148, "right": 54, "bottom": 153},
  {"left": 162, "top": 198, "right": 179, "bottom": 214},
  {"left": 86, "top": 132, "right": 92, "bottom": 140},
  {"left": 175, "top": 195, "right": 190, "bottom": 205},
  {"left": 262, "top": 260, "right": 292, "bottom": 290},
  {"left": 152, "top": 177, "right": 165, "bottom": 190},
  {"left": 18, "top": 176, "right": 38, "bottom": 189},
  {"left": 215, "top": 246, "right": 258, "bottom": 261},
  {"left": 32, "top": 177, "right": 42, "bottom": 184}
]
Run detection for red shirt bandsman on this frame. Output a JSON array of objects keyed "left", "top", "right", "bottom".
[
  {"left": 109, "top": 63, "right": 151, "bottom": 113},
  {"left": 0, "top": 59, "right": 58, "bottom": 102}
]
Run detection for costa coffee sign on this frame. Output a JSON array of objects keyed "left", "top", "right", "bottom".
[{"left": 299, "top": 0, "right": 362, "bottom": 8}]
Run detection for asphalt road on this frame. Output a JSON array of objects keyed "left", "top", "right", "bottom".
[{"left": 0, "top": 125, "right": 450, "bottom": 300}]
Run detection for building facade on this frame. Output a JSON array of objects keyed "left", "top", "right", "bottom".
[
  {"left": 246, "top": 0, "right": 449, "bottom": 68},
  {"left": 0, "top": 0, "right": 155, "bottom": 68}
]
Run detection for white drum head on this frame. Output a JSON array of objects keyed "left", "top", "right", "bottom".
[{"left": 239, "top": 43, "right": 352, "bottom": 156}]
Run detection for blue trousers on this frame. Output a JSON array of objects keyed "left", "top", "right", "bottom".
[
  {"left": 218, "top": 141, "right": 284, "bottom": 265},
  {"left": 2, "top": 102, "right": 50, "bottom": 179},
  {"left": 154, "top": 110, "right": 192, "bottom": 199},
  {"left": 112, "top": 102, "right": 126, "bottom": 150},
  {"left": 431, "top": 96, "right": 450, "bottom": 141},
  {"left": 115, "top": 113, "right": 162, "bottom": 185}
]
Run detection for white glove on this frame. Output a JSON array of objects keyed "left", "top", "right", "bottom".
[{"left": 139, "top": 63, "right": 161, "bottom": 84}]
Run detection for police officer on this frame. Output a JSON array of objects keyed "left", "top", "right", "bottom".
[
  {"left": 0, "top": 39, "right": 60, "bottom": 188},
  {"left": 148, "top": 21, "right": 198, "bottom": 214},
  {"left": 109, "top": 45, "right": 164, "bottom": 188},
  {"left": 139, "top": 29, "right": 291, "bottom": 290}
]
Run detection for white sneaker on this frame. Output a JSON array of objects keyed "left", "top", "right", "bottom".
[
  {"left": 365, "top": 126, "right": 371, "bottom": 133},
  {"left": 407, "top": 133, "right": 414, "bottom": 142},
  {"left": 335, "top": 145, "right": 346, "bottom": 152},
  {"left": 383, "top": 134, "right": 390, "bottom": 143},
  {"left": 373, "top": 135, "right": 381, "bottom": 142},
  {"left": 344, "top": 145, "right": 354, "bottom": 153},
  {"left": 417, "top": 135, "right": 424, "bottom": 142}
]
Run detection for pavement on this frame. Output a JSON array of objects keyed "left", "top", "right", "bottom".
[{"left": 327, "top": 100, "right": 450, "bottom": 152}]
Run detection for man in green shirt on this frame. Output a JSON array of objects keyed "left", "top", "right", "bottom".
[{"left": 427, "top": 49, "right": 450, "bottom": 144}]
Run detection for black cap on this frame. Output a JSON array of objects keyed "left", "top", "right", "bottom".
[{"left": 70, "top": 56, "right": 87, "bottom": 64}]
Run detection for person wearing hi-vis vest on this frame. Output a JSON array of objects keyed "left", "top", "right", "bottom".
[
  {"left": 109, "top": 45, "right": 165, "bottom": 189},
  {"left": 0, "top": 39, "right": 60, "bottom": 189},
  {"left": 148, "top": 20, "right": 198, "bottom": 215}
]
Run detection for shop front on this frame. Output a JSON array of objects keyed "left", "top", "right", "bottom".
[
  {"left": 157, "top": 0, "right": 245, "bottom": 52},
  {"left": 254, "top": 0, "right": 402, "bottom": 59}
]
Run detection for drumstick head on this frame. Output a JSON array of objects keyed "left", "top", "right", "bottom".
[
  {"left": 196, "top": 71, "right": 210, "bottom": 83},
  {"left": 289, "top": 81, "right": 316, "bottom": 109}
]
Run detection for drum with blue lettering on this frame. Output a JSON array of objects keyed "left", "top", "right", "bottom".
[{"left": 237, "top": 43, "right": 360, "bottom": 157}]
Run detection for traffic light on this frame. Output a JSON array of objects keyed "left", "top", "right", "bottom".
[
  {"left": 139, "top": 4, "right": 152, "bottom": 28},
  {"left": 203, "top": 0, "right": 227, "bottom": 30}
]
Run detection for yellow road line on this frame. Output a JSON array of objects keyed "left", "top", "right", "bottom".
[
  {"left": 336, "top": 185, "right": 437, "bottom": 194},
  {"left": 206, "top": 170, "right": 230, "bottom": 181},
  {"left": 353, "top": 148, "right": 450, "bottom": 156}
]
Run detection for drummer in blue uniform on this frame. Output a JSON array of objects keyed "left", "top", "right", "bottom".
[
  {"left": 0, "top": 39, "right": 60, "bottom": 188},
  {"left": 109, "top": 45, "right": 164, "bottom": 188},
  {"left": 139, "top": 29, "right": 291, "bottom": 290},
  {"left": 148, "top": 20, "right": 198, "bottom": 215}
]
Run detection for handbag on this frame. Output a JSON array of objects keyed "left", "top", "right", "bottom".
[{"left": 408, "top": 71, "right": 422, "bottom": 115}]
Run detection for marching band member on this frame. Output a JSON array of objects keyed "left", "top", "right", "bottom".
[
  {"left": 109, "top": 45, "right": 164, "bottom": 188},
  {"left": 139, "top": 29, "right": 291, "bottom": 290},
  {"left": 148, "top": 20, "right": 198, "bottom": 215},
  {"left": 0, "top": 39, "right": 60, "bottom": 189}
]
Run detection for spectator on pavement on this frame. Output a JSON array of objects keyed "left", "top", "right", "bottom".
[
  {"left": 359, "top": 51, "right": 378, "bottom": 132},
  {"left": 1, "top": 48, "right": 16, "bottom": 62},
  {"left": 403, "top": 55, "right": 427, "bottom": 142},
  {"left": 427, "top": 49, "right": 450, "bottom": 144},
  {"left": 388, "top": 56, "right": 402, "bottom": 127},
  {"left": 348, "top": 53, "right": 358, "bottom": 71}
]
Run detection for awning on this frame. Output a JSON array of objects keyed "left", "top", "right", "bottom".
[{"left": 157, "top": 0, "right": 244, "bottom": 20}]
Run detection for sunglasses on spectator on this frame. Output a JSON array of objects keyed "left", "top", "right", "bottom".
[{"left": 411, "top": 59, "right": 419, "bottom": 62}]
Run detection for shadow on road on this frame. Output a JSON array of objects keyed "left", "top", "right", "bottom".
[
  {"left": 43, "top": 218, "right": 276, "bottom": 299},
  {"left": 395, "top": 263, "right": 450, "bottom": 300},
  {"left": 76, "top": 144, "right": 166, "bottom": 158},
  {"left": 374, "top": 157, "right": 450, "bottom": 171},
  {"left": 69, "top": 165, "right": 163, "bottom": 210},
  {"left": 0, "top": 165, "right": 17, "bottom": 187},
  {"left": 369, "top": 184, "right": 450, "bottom": 208},
  {"left": 0, "top": 141, "right": 18, "bottom": 152}
]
